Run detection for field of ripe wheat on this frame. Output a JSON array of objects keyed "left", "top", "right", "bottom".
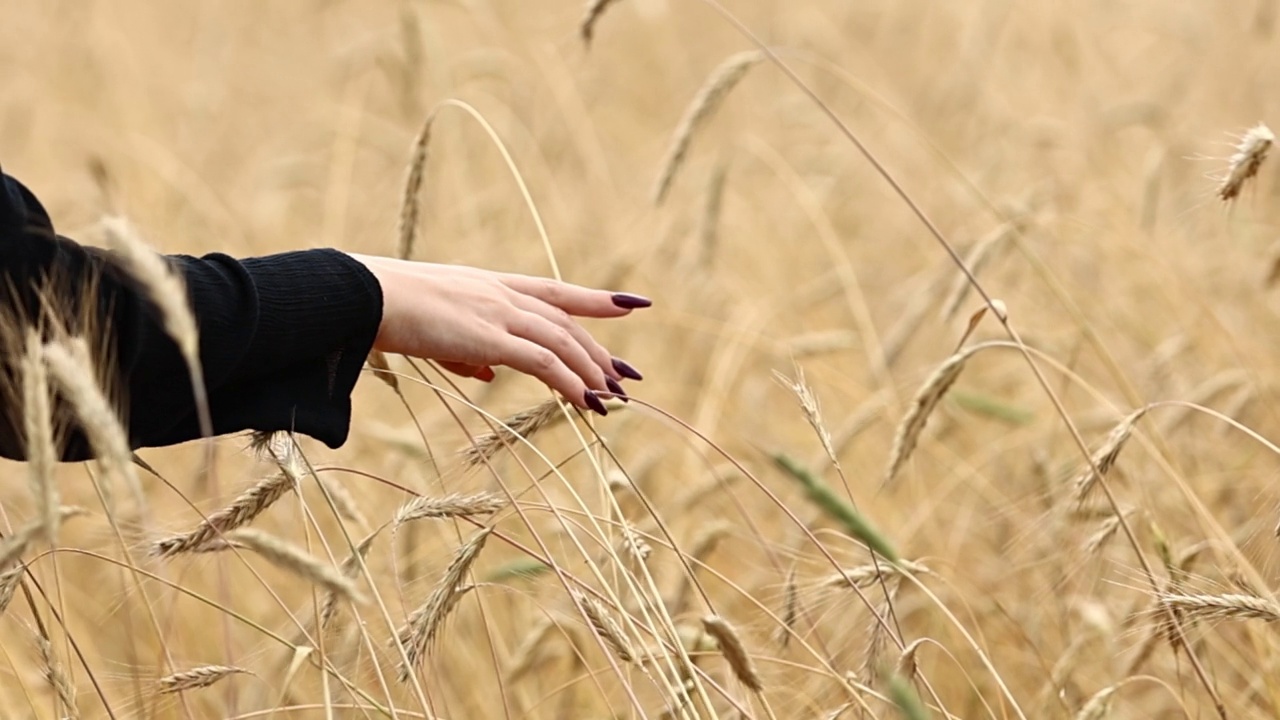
[{"left": 2, "top": 1, "right": 1280, "bottom": 718}]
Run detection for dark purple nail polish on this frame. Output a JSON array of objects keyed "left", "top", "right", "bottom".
[
  {"left": 612, "top": 358, "right": 644, "bottom": 381},
  {"left": 605, "top": 377, "right": 629, "bottom": 402},
  {"left": 583, "top": 389, "right": 609, "bottom": 416},
  {"left": 611, "top": 293, "right": 653, "bottom": 310}
]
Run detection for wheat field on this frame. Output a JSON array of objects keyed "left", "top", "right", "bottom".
[{"left": 2, "top": 1, "right": 1280, "bottom": 718}]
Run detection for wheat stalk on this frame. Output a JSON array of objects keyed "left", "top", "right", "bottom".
[
  {"left": 151, "top": 472, "right": 295, "bottom": 557},
  {"left": 462, "top": 399, "right": 565, "bottom": 466},
  {"left": 320, "top": 529, "right": 381, "bottom": 631},
  {"left": 394, "top": 491, "right": 507, "bottom": 526},
  {"left": 884, "top": 348, "right": 978, "bottom": 485},
  {"left": 653, "top": 51, "right": 763, "bottom": 205},
  {"left": 21, "top": 330, "right": 58, "bottom": 543},
  {"left": 701, "top": 615, "right": 762, "bottom": 691},
  {"left": 1218, "top": 123, "right": 1274, "bottom": 201},
  {"left": 318, "top": 476, "right": 368, "bottom": 530},
  {"left": 940, "top": 221, "right": 1017, "bottom": 321},
  {"left": 396, "top": 527, "right": 491, "bottom": 681},
  {"left": 226, "top": 529, "right": 364, "bottom": 604},
  {"left": 158, "top": 665, "right": 250, "bottom": 694},
  {"left": 506, "top": 615, "right": 559, "bottom": 682}
]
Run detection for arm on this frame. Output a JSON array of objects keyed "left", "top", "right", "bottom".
[{"left": 0, "top": 171, "right": 382, "bottom": 459}]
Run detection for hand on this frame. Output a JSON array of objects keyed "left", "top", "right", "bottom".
[{"left": 345, "top": 254, "right": 648, "bottom": 415}]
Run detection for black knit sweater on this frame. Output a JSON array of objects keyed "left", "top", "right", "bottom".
[{"left": 0, "top": 170, "right": 383, "bottom": 461}]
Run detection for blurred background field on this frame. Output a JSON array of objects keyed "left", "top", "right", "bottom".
[{"left": 3, "top": 0, "right": 1280, "bottom": 717}]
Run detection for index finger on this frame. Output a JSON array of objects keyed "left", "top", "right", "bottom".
[{"left": 498, "top": 274, "right": 651, "bottom": 318}]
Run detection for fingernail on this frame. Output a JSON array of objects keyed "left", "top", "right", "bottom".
[
  {"left": 605, "top": 377, "right": 629, "bottom": 402},
  {"left": 583, "top": 389, "right": 609, "bottom": 416},
  {"left": 474, "top": 367, "right": 496, "bottom": 383},
  {"left": 612, "top": 358, "right": 644, "bottom": 381},
  {"left": 611, "top": 293, "right": 652, "bottom": 310}
]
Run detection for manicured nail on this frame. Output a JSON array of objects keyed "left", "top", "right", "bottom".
[
  {"left": 612, "top": 357, "right": 644, "bottom": 381},
  {"left": 583, "top": 389, "right": 609, "bottom": 416},
  {"left": 605, "top": 377, "right": 629, "bottom": 402},
  {"left": 474, "top": 366, "right": 496, "bottom": 383},
  {"left": 611, "top": 293, "right": 652, "bottom": 310}
]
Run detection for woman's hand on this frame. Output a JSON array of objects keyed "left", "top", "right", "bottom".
[{"left": 345, "top": 254, "right": 647, "bottom": 415}]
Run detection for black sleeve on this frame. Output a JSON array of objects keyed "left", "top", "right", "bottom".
[{"left": 0, "top": 170, "right": 383, "bottom": 461}]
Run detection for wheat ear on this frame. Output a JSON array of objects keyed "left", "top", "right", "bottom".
[
  {"left": 1158, "top": 592, "right": 1280, "bottom": 623},
  {"left": 394, "top": 491, "right": 508, "bottom": 526},
  {"left": 21, "top": 330, "right": 58, "bottom": 543},
  {"left": 150, "top": 471, "right": 295, "bottom": 557},
  {"left": 226, "top": 529, "right": 364, "bottom": 604},
  {"left": 653, "top": 51, "right": 763, "bottom": 205},
  {"left": 399, "top": 110, "right": 437, "bottom": 260},
  {"left": 396, "top": 527, "right": 491, "bottom": 681},
  {"left": 1218, "top": 123, "right": 1274, "bottom": 201},
  {"left": 884, "top": 348, "right": 978, "bottom": 485},
  {"left": 462, "top": 399, "right": 566, "bottom": 466},
  {"left": 702, "top": 615, "right": 762, "bottom": 691},
  {"left": 1071, "top": 408, "right": 1147, "bottom": 508},
  {"left": 158, "top": 665, "right": 250, "bottom": 694},
  {"left": 43, "top": 337, "right": 145, "bottom": 518},
  {"left": 573, "top": 590, "right": 635, "bottom": 663}
]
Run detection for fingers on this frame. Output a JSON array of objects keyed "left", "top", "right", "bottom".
[
  {"left": 494, "top": 334, "right": 607, "bottom": 414},
  {"left": 507, "top": 310, "right": 610, "bottom": 394},
  {"left": 439, "top": 361, "right": 495, "bottom": 382},
  {"left": 498, "top": 274, "right": 651, "bottom": 319},
  {"left": 509, "top": 292, "right": 621, "bottom": 382}
]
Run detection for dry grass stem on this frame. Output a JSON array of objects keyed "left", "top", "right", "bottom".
[
  {"left": 1071, "top": 408, "right": 1147, "bottom": 507},
  {"left": 573, "top": 590, "right": 635, "bottom": 663},
  {"left": 653, "top": 50, "right": 763, "bottom": 205},
  {"left": 884, "top": 348, "right": 978, "bottom": 485},
  {"left": 398, "top": 110, "right": 437, "bottom": 260},
  {"left": 151, "top": 472, "right": 295, "bottom": 557},
  {"left": 462, "top": 399, "right": 566, "bottom": 466},
  {"left": 701, "top": 615, "right": 763, "bottom": 691},
  {"left": 776, "top": 566, "right": 800, "bottom": 647},
  {"left": 158, "top": 665, "right": 250, "bottom": 694},
  {"left": 1217, "top": 123, "right": 1274, "bottom": 201},
  {"left": 394, "top": 491, "right": 507, "bottom": 526},
  {"left": 320, "top": 529, "right": 381, "bottom": 630},
  {"left": 671, "top": 523, "right": 730, "bottom": 615},
  {"left": 226, "top": 529, "right": 364, "bottom": 604},
  {"left": 1157, "top": 592, "right": 1280, "bottom": 624},
  {"left": 580, "top": 0, "right": 623, "bottom": 45},
  {"left": 43, "top": 337, "right": 145, "bottom": 517},
  {"left": 22, "top": 331, "right": 58, "bottom": 543},
  {"left": 396, "top": 527, "right": 492, "bottom": 681}
]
